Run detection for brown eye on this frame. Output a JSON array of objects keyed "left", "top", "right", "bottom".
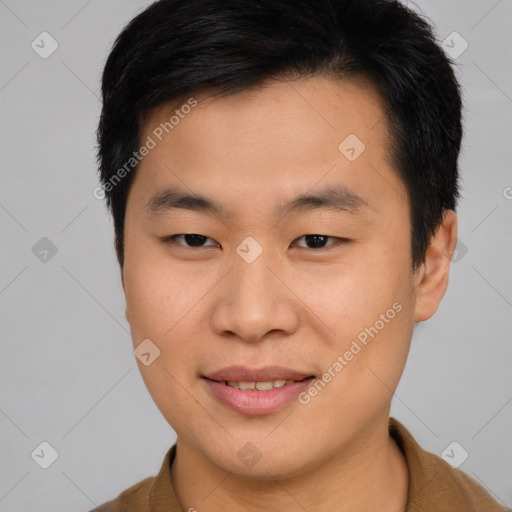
[
  {"left": 292, "top": 235, "right": 343, "bottom": 250},
  {"left": 162, "top": 234, "right": 218, "bottom": 248}
]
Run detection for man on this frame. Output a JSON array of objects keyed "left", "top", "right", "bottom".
[{"left": 92, "top": 0, "right": 509, "bottom": 510}]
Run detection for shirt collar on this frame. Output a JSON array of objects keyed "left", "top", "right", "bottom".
[{"left": 388, "top": 417, "right": 484, "bottom": 510}]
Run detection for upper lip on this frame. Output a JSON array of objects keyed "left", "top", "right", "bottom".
[{"left": 203, "top": 366, "right": 314, "bottom": 382}]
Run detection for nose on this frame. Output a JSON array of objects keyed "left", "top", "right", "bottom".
[{"left": 210, "top": 251, "right": 300, "bottom": 344}]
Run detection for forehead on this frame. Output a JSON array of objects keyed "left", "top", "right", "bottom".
[
  {"left": 140, "top": 75, "right": 388, "bottom": 149},
  {"left": 131, "top": 75, "right": 407, "bottom": 216}
]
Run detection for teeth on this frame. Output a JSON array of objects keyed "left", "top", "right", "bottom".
[
  {"left": 238, "top": 381, "right": 255, "bottom": 390},
  {"left": 255, "top": 381, "right": 274, "bottom": 391},
  {"left": 224, "top": 379, "right": 295, "bottom": 390}
]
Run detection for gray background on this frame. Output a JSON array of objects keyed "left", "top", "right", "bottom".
[{"left": 1, "top": 0, "right": 511, "bottom": 510}]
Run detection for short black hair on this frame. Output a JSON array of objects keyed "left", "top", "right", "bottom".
[{"left": 97, "top": 0, "right": 463, "bottom": 270}]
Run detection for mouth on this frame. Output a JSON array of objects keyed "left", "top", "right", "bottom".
[
  {"left": 205, "top": 376, "right": 313, "bottom": 390},
  {"left": 203, "top": 365, "right": 315, "bottom": 383},
  {"left": 202, "top": 366, "right": 316, "bottom": 415}
]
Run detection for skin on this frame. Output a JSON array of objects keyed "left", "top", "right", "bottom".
[{"left": 122, "top": 75, "right": 457, "bottom": 512}]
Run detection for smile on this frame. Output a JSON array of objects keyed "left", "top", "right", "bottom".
[
  {"left": 203, "top": 374, "right": 315, "bottom": 415},
  {"left": 215, "top": 379, "right": 305, "bottom": 390}
]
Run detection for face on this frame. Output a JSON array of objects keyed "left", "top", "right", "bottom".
[{"left": 122, "top": 75, "right": 428, "bottom": 478}]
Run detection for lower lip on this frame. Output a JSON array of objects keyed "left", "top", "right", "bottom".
[{"left": 202, "top": 377, "right": 315, "bottom": 415}]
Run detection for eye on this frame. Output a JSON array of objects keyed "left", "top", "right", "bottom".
[
  {"left": 162, "top": 234, "right": 218, "bottom": 248},
  {"left": 161, "top": 233, "right": 347, "bottom": 251},
  {"left": 291, "top": 234, "right": 346, "bottom": 250}
]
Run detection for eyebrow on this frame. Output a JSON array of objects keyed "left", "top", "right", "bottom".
[{"left": 144, "top": 184, "right": 370, "bottom": 218}]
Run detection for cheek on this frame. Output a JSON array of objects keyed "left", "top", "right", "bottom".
[
  {"left": 294, "top": 244, "right": 415, "bottom": 386},
  {"left": 123, "top": 248, "right": 212, "bottom": 397},
  {"left": 123, "top": 254, "right": 208, "bottom": 424},
  {"left": 292, "top": 249, "right": 410, "bottom": 329},
  {"left": 303, "top": 298, "right": 414, "bottom": 431},
  {"left": 123, "top": 242, "right": 203, "bottom": 339}
]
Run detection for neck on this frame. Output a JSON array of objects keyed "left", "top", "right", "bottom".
[{"left": 170, "top": 415, "right": 409, "bottom": 512}]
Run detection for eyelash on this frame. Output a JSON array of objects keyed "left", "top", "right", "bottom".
[{"left": 161, "top": 234, "right": 348, "bottom": 251}]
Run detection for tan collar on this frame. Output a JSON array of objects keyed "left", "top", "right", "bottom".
[{"left": 388, "top": 417, "right": 507, "bottom": 511}]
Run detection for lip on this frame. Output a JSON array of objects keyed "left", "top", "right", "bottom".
[
  {"left": 203, "top": 365, "right": 313, "bottom": 382},
  {"left": 202, "top": 366, "right": 315, "bottom": 416}
]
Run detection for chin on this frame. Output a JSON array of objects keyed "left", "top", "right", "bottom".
[{"left": 203, "top": 439, "right": 315, "bottom": 481}]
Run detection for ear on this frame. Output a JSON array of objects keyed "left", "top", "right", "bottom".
[
  {"left": 414, "top": 209, "right": 458, "bottom": 322},
  {"left": 120, "top": 265, "right": 130, "bottom": 322},
  {"left": 123, "top": 283, "right": 130, "bottom": 323}
]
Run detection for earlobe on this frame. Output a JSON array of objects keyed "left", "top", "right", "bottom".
[{"left": 414, "top": 209, "right": 458, "bottom": 322}]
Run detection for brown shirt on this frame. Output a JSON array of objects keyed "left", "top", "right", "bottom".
[{"left": 91, "top": 417, "right": 510, "bottom": 511}]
